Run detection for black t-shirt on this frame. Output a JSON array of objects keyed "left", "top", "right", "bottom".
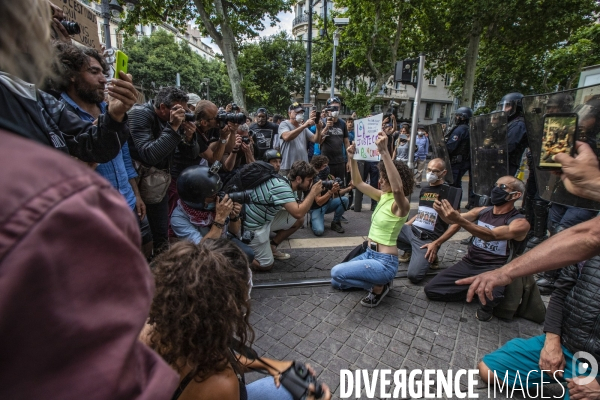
[
  {"left": 171, "top": 130, "right": 210, "bottom": 179},
  {"left": 321, "top": 118, "right": 348, "bottom": 165},
  {"left": 412, "top": 184, "right": 450, "bottom": 240},
  {"left": 249, "top": 121, "right": 278, "bottom": 148},
  {"left": 464, "top": 207, "right": 524, "bottom": 267}
]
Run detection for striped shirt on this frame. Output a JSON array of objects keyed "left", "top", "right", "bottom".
[{"left": 243, "top": 177, "right": 297, "bottom": 230}]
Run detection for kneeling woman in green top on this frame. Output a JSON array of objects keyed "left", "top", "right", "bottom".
[{"left": 331, "top": 132, "right": 413, "bottom": 307}]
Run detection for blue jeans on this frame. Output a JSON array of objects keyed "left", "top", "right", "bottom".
[
  {"left": 310, "top": 196, "right": 349, "bottom": 236},
  {"left": 331, "top": 247, "right": 398, "bottom": 290},
  {"left": 482, "top": 335, "right": 595, "bottom": 400},
  {"left": 247, "top": 377, "right": 293, "bottom": 400}
]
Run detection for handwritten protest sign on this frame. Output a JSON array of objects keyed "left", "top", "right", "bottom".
[
  {"left": 51, "top": 0, "right": 102, "bottom": 51},
  {"left": 354, "top": 113, "right": 383, "bottom": 161}
]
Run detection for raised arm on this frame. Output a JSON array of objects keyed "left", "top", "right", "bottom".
[{"left": 376, "top": 132, "right": 410, "bottom": 217}]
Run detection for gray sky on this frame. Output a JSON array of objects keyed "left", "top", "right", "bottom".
[{"left": 200, "top": 8, "right": 294, "bottom": 54}]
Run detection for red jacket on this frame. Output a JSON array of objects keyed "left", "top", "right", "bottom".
[{"left": 0, "top": 130, "right": 178, "bottom": 399}]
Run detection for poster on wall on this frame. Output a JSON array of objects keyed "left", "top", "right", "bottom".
[{"left": 354, "top": 113, "right": 383, "bottom": 161}]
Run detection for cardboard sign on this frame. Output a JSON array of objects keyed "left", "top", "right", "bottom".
[
  {"left": 354, "top": 113, "right": 383, "bottom": 161},
  {"left": 51, "top": 0, "right": 102, "bottom": 51}
]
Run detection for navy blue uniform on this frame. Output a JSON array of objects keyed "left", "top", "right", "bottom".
[
  {"left": 507, "top": 116, "right": 528, "bottom": 176},
  {"left": 446, "top": 124, "right": 470, "bottom": 189}
]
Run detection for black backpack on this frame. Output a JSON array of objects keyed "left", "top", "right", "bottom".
[{"left": 221, "top": 160, "right": 283, "bottom": 193}]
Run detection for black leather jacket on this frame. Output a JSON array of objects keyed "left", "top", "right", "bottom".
[{"left": 544, "top": 256, "right": 600, "bottom": 362}]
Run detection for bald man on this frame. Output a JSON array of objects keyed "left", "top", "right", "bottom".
[
  {"left": 397, "top": 158, "right": 462, "bottom": 283},
  {"left": 424, "top": 176, "right": 530, "bottom": 322}
]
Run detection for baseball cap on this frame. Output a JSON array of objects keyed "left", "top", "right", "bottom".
[
  {"left": 187, "top": 93, "right": 201, "bottom": 106},
  {"left": 288, "top": 102, "right": 303, "bottom": 113}
]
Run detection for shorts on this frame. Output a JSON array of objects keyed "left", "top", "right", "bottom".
[{"left": 248, "top": 209, "right": 297, "bottom": 267}]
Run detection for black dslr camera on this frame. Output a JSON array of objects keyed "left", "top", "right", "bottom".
[
  {"left": 280, "top": 362, "right": 325, "bottom": 400},
  {"left": 61, "top": 20, "right": 81, "bottom": 35},
  {"left": 321, "top": 177, "right": 345, "bottom": 191},
  {"left": 184, "top": 112, "right": 196, "bottom": 122},
  {"left": 217, "top": 189, "right": 253, "bottom": 204},
  {"left": 216, "top": 111, "right": 246, "bottom": 128}
]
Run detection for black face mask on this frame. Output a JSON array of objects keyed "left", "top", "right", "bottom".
[{"left": 490, "top": 186, "right": 515, "bottom": 205}]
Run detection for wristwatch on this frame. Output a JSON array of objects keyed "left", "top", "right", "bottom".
[{"left": 220, "top": 138, "right": 228, "bottom": 144}]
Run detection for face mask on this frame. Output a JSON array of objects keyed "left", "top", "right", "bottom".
[
  {"left": 318, "top": 166, "right": 330, "bottom": 181},
  {"left": 331, "top": 111, "right": 339, "bottom": 118},
  {"left": 204, "top": 202, "right": 216, "bottom": 211},
  {"left": 295, "top": 113, "right": 305, "bottom": 123},
  {"left": 418, "top": 131, "right": 424, "bottom": 136},
  {"left": 490, "top": 186, "right": 515, "bottom": 206},
  {"left": 426, "top": 172, "right": 438, "bottom": 183}
]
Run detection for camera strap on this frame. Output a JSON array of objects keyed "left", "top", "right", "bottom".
[{"left": 230, "top": 337, "right": 284, "bottom": 375}]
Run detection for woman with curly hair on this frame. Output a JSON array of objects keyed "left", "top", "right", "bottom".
[
  {"left": 331, "top": 132, "right": 413, "bottom": 307},
  {"left": 142, "top": 239, "right": 330, "bottom": 400}
]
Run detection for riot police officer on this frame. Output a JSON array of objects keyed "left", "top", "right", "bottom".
[
  {"left": 497, "top": 93, "right": 528, "bottom": 176},
  {"left": 445, "top": 107, "right": 473, "bottom": 203}
]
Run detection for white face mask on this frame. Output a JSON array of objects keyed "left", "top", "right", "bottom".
[
  {"left": 426, "top": 172, "right": 439, "bottom": 183},
  {"left": 418, "top": 131, "right": 424, "bottom": 136},
  {"left": 295, "top": 113, "right": 305, "bottom": 123},
  {"left": 331, "top": 111, "right": 339, "bottom": 118}
]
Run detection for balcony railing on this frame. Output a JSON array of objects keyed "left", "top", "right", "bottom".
[{"left": 292, "top": 14, "right": 309, "bottom": 28}]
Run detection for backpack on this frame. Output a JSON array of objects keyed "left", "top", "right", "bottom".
[{"left": 221, "top": 161, "right": 283, "bottom": 193}]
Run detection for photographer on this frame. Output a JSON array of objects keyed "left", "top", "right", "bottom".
[
  {"left": 279, "top": 102, "right": 323, "bottom": 177},
  {"left": 53, "top": 43, "right": 153, "bottom": 257},
  {"left": 382, "top": 114, "right": 397, "bottom": 154},
  {"left": 143, "top": 239, "right": 331, "bottom": 400},
  {"left": 307, "top": 156, "right": 353, "bottom": 236},
  {"left": 249, "top": 107, "right": 279, "bottom": 152},
  {"left": 320, "top": 97, "right": 350, "bottom": 179},
  {"left": 170, "top": 165, "right": 254, "bottom": 262},
  {"left": 244, "top": 161, "right": 322, "bottom": 271},
  {"left": 128, "top": 87, "right": 202, "bottom": 254},
  {"left": 0, "top": 10, "right": 137, "bottom": 163},
  {"left": 222, "top": 124, "right": 256, "bottom": 172}
]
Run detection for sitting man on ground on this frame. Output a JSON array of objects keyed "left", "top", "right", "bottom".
[
  {"left": 397, "top": 158, "right": 462, "bottom": 283},
  {"left": 307, "top": 155, "right": 353, "bottom": 236},
  {"left": 478, "top": 259, "right": 600, "bottom": 398},
  {"left": 170, "top": 165, "right": 254, "bottom": 262},
  {"left": 424, "top": 176, "right": 530, "bottom": 321},
  {"left": 244, "top": 161, "right": 322, "bottom": 271}
]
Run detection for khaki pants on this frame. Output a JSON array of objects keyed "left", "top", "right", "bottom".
[{"left": 414, "top": 159, "right": 426, "bottom": 185}]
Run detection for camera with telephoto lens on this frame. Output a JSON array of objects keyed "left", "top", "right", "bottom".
[
  {"left": 216, "top": 111, "right": 246, "bottom": 128},
  {"left": 184, "top": 112, "right": 195, "bottom": 122},
  {"left": 217, "top": 189, "right": 253, "bottom": 204},
  {"left": 61, "top": 20, "right": 81, "bottom": 35},
  {"left": 280, "top": 361, "right": 325, "bottom": 400},
  {"left": 321, "top": 177, "right": 345, "bottom": 191}
]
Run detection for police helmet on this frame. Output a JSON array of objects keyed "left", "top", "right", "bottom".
[
  {"left": 455, "top": 107, "right": 473, "bottom": 120},
  {"left": 546, "top": 93, "right": 574, "bottom": 112},
  {"left": 327, "top": 96, "right": 341, "bottom": 106},
  {"left": 496, "top": 93, "right": 524, "bottom": 117},
  {"left": 264, "top": 149, "right": 282, "bottom": 162},
  {"left": 177, "top": 165, "right": 223, "bottom": 209}
]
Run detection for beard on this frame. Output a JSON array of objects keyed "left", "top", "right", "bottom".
[{"left": 74, "top": 76, "right": 105, "bottom": 105}]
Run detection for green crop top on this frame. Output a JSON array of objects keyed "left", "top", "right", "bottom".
[{"left": 368, "top": 192, "right": 408, "bottom": 246}]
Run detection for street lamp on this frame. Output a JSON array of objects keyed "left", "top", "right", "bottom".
[
  {"left": 101, "top": 0, "right": 125, "bottom": 48},
  {"left": 125, "top": 0, "right": 139, "bottom": 11},
  {"left": 330, "top": 18, "right": 349, "bottom": 98}
]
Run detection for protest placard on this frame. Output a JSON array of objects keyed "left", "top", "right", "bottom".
[
  {"left": 354, "top": 113, "right": 383, "bottom": 161},
  {"left": 51, "top": 0, "right": 102, "bottom": 51}
]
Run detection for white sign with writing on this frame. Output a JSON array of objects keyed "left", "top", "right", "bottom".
[
  {"left": 51, "top": 0, "right": 102, "bottom": 51},
  {"left": 354, "top": 113, "right": 383, "bottom": 161}
]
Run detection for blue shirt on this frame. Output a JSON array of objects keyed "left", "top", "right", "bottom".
[
  {"left": 61, "top": 93, "right": 138, "bottom": 210},
  {"left": 415, "top": 135, "right": 429, "bottom": 160}
]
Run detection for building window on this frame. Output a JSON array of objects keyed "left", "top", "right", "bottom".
[
  {"left": 425, "top": 103, "right": 433, "bottom": 119},
  {"left": 428, "top": 76, "right": 436, "bottom": 85},
  {"left": 444, "top": 74, "right": 451, "bottom": 86}
]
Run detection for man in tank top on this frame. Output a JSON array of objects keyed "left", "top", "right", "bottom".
[{"left": 424, "top": 176, "right": 530, "bottom": 322}]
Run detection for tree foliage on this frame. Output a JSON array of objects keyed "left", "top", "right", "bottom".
[
  {"left": 120, "top": 0, "right": 293, "bottom": 109},
  {"left": 122, "top": 30, "right": 230, "bottom": 106},
  {"left": 237, "top": 32, "right": 306, "bottom": 114},
  {"left": 340, "top": 81, "right": 381, "bottom": 118}
]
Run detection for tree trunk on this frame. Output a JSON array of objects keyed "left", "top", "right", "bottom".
[
  {"left": 193, "top": 0, "right": 246, "bottom": 109},
  {"left": 461, "top": 22, "right": 482, "bottom": 108}
]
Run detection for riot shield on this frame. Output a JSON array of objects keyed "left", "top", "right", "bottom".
[
  {"left": 523, "top": 84, "right": 600, "bottom": 210},
  {"left": 428, "top": 123, "right": 454, "bottom": 184},
  {"left": 469, "top": 112, "right": 509, "bottom": 197}
]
